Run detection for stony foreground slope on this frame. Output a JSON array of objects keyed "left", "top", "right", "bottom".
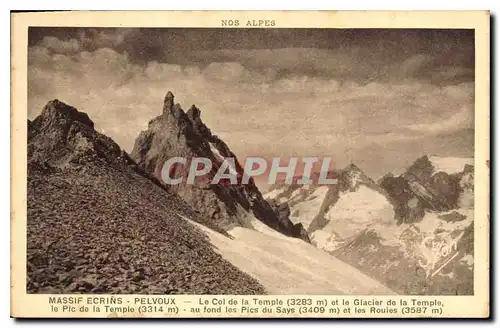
[{"left": 27, "top": 99, "right": 265, "bottom": 294}]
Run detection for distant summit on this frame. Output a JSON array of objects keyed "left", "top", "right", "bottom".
[
  {"left": 264, "top": 163, "right": 389, "bottom": 235},
  {"left": 380, "top": 154, "right": 474, "bottom": 223}
]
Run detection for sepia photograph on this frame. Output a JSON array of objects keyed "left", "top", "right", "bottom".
[{"left": 11, "top": 11, "right": 490, "bottom": 318}]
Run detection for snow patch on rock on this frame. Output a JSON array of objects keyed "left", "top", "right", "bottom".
[
  {"left": 320, "top": 185, "right": 395, "bottom": 240},
  {"left": 310, "top": 229, "right": 345, "bottom": 253},
  {"left": 289, "top": 186, "right": 329, "bottom": 229},
  {"left": 370, "top": 208, "right": 473, "bottom": 277},
  {"left": 263, "top": 187, "right": 287, "bottom": 200}
]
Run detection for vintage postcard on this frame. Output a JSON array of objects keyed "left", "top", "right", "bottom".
[{"left": 11, "top": 11, "right": 490, "bottom": 318}]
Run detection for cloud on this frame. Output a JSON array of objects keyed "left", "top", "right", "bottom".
[
  {"left": 404, "top": 105, "right": 474, "bottom": 134},
  {"left": 40, "top": 36, "right": 81, "bottom": 54},
  {"left": 187, "top": 48, "right": 473, "bottom": 85},
  {"left": 390, "top": 54, "right": 435, "bottom": 77},
  {"left": 188, "top": 48, "right": 381, "bottom": 82},
  {"left": 78, "top": 28, "right": 133, "bottom": 49},
  {"left": 27, "top": 36, "right": 475, "bottom": 179}
]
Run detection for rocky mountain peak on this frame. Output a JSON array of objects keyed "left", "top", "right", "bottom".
[
  {"left": 157, "top": 92, "right": 212, "bottom": 143},
  {"left": 131, "top": 92, "right": 310, "bottom": 241},
  {"left": 28, "top": 99, "right": 129, "bottom": 170},
  {"left": 36, "top": 99, "right": 95, "bottom": 131},
  {"left": 163, "top": 91, "right": 175, "bottom": 115},
  {"left": 186, "top": 104, "right": 212, "bottom": 138},
  {"left": 341, "top": 163, "right": 374, "bottom": 190},
  {"left": 380, "top": 154, "right": 474, "bottom": 223},
  {"left": 187, "top": 104, "right": 201, "bottom": 120},
  {"left": 463, "top": 164, "right": 474, "bottom": 174},
  {"left": 405, "top": 155, "right": 434, "bottom": 180},
  {"left": 162, "top": 92, "right": 187, "bottom": 123},
  {"left": 344, "top": 163, "right": 363, "bottom": 173}
]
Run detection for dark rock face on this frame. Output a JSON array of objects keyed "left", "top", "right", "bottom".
[
  {"left": 292, "top": 223, "right": 311, "bottom": 243},
  {"left": 379, "top": 175, "right": 426, "bottom": 224},
  {"left": 438, "top": 211, "right": 467, "bottom": 223},
  {"left": 341, "top": 164, "right": 374, "bottom": 190},
  {"left": 27, "top": 99, "right": 266, "bottom": 294},
  {"left": 267, "top": 199, "right": 291, "bottom": 222},
  {"left": 403, "top": 155, "right": 462, "bottom": 211},
  {"left": 131, "top": 91, "right": 309, "bottom": 241},
  {"left": 267, "top": 199, "right": 310, "bottom": 243},
  {"left": 379, "top": 155, "right": 473, "bottom": 224}
]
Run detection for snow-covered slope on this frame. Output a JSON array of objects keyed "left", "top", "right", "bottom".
[
  {"left": 320, "top": 185, "right": 394, "bottom": 239},
  {"left": 333, "top": 208, "right": 473, "bottom": 295},
  {"left": 311, "top": 185, "right": 395, "bottom": 252},
  {"left": 265, "top": 164, "right": 394, "bottom": 248},
  {"left": 287, "top": 186, "right": 329, "bottom": 229},
  {"left": 180, "top": 214, "right": 395, "bottom": 295}
]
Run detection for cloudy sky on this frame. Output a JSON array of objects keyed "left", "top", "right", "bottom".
[{"left": 28, "top": 28, "right": 474, "bottom": 180}]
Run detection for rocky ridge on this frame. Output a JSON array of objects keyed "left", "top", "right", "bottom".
[{"left": 379, "top": 155, "right": 474, "bottom": 224}]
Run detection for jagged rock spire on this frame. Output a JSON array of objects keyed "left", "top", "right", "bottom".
[
  {"left": 187, "top": 105, "right": 201, "bottom": 121},
  {"left": 163, "top": 91, "right": 175, "bottom": 115},
  {"left": 163, "top": 91, "right": 186, "bottom": 119}
]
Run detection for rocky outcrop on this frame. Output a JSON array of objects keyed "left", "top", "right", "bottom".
[
  {"left": 27, "top": 99, "right": 266, "bottom": 294},
  {"left": 268, "top": 199, "right": 310, "bottom": 243},
  {"left": 28, "top": 99, "right": 121, "bottom": 168},
  {"left": 403, "top": 155, "right": 462, "bottom": 211},
  {"left": 379, "top": 155, "right": 474, "bottom": 224},
  {"left": 457, "top": 164, "right": 474, "bottom": 208},
  {"left": 379, "top": 174, "right": 426, "bottom": 224},
  {"left": 131, "top": 91, "right": 309, "bottom": 241},
  {"left": 267, "top": 199, "right": 291, "bottom": 223},
  {"left": 438, "top": 211, "right": 467, "bottom": 223}
]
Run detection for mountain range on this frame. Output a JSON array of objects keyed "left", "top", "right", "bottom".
[
  {"left": 27, "top": 93, "right": 398, "bottom": 294},
  {"left": 26, "top": 91, "right": 475, "bottom": 295},
  {"left": 264, "top": 155, "right": 474, "bottom": 295}
]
